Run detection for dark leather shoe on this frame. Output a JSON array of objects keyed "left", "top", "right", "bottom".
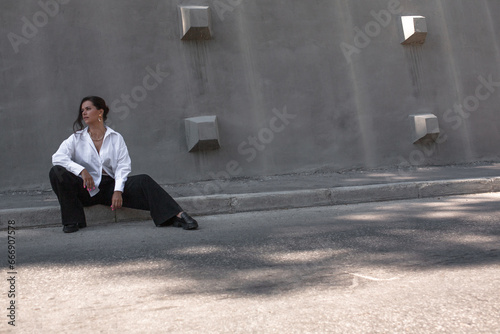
[
  {"left": 180, "top": 212, "right": 198, "bottom": 230},
  {"left": 63, "top": 224, "right": 79, "bottom": 233},
  {"left": 158, "top": 216, "right": 183, "bottom": 227},
  {"left": 172, "top": 217, "right": 184, "bottom": 228},
  {"left": 78, "top": 222, "right": 87, "bottom": 229}
]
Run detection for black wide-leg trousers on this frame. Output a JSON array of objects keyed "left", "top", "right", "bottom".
[{"left": 49, "top": 165, "right": 183, "bottom": 227}]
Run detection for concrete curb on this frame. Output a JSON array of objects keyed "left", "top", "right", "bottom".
[{"left": 2, "top": 177, "right": 500, "bottom": 230}]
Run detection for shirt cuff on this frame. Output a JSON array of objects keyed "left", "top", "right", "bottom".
[
  {"left": 114, "top": 179, "right": 126, "bottom": 193},
  {"left": 68, "top": 163, "right": 85, "bottom": 177}
]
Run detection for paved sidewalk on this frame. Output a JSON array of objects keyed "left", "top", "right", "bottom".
[{"left": 1, "top": 162, "right": 500, "bottom": 229}]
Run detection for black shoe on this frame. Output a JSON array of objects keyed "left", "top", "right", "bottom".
[
  {"left": 157, "top": 216, "right": 183, "bottom": 227},
  {"left": 63, "top": 224, "right": 79, "bottom": 233},
  {"left": 78, "top": 222, "right": 87, "bottom": 229},
  {"left": 172, "top": 217, "right": 184, "bottom": 228},
  {"left": 180, "top": 212, "right": 198, "bottom": 230}
]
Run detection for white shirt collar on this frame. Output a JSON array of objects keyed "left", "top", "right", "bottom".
[{"left": 80, "top": 125, "right": 116, "bottom": 138}]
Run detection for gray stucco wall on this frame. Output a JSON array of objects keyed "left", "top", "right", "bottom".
[{"left": 2, "top": 0, "right": 500, "bottom": 192}]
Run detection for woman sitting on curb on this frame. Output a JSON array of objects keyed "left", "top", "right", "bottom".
[{"left": 49, "top": 96, "right": 198, "bottom": 233}]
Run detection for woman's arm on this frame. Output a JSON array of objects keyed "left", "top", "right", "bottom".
[
  {"left": 110, "top": 134, "right": 131, "bottom": 210},
  {"left": 113, "top": 134, "right": 132, "bottom": 194},
  {"left": 52, "top": 135, "right": 85, "bottom": 176}
]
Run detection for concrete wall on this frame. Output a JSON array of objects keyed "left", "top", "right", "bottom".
[{"left": 2, "top": 0, "right": 500, "bottom": 192}]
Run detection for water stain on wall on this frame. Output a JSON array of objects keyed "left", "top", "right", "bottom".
[{"left": 405, "top": 45, "right": 424, "bottom": 98}]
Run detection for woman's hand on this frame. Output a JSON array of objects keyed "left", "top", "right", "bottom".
[
  {"left": 111, "top": 191, "right": 123, "bottom": 211},
  {"left": 80, "top": 169, "right": 95, "bottom": 191}
]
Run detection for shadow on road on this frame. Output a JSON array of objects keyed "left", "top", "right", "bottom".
[{"left": 14, "top": 194, "right": 500, "bottom": 297}]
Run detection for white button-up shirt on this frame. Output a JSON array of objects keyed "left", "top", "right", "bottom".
[{"left": 52, "top": 126, "right": 131, "bottom": 197}]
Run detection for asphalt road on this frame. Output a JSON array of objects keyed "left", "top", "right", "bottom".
[{"left": 3, "top": 193, "right": 500, "bottom": 333}]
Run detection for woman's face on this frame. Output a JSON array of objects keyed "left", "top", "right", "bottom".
[{"left": 81, "top": 100, "right": 103, "bottom": 126}]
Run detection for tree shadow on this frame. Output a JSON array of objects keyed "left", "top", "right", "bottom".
[{"left": 14, "top": 194, "right": 500, "bottom": 297}]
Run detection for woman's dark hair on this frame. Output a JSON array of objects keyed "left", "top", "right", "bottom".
[{"left": 73, "top": 96, "right": 110, "bottom": 132}]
